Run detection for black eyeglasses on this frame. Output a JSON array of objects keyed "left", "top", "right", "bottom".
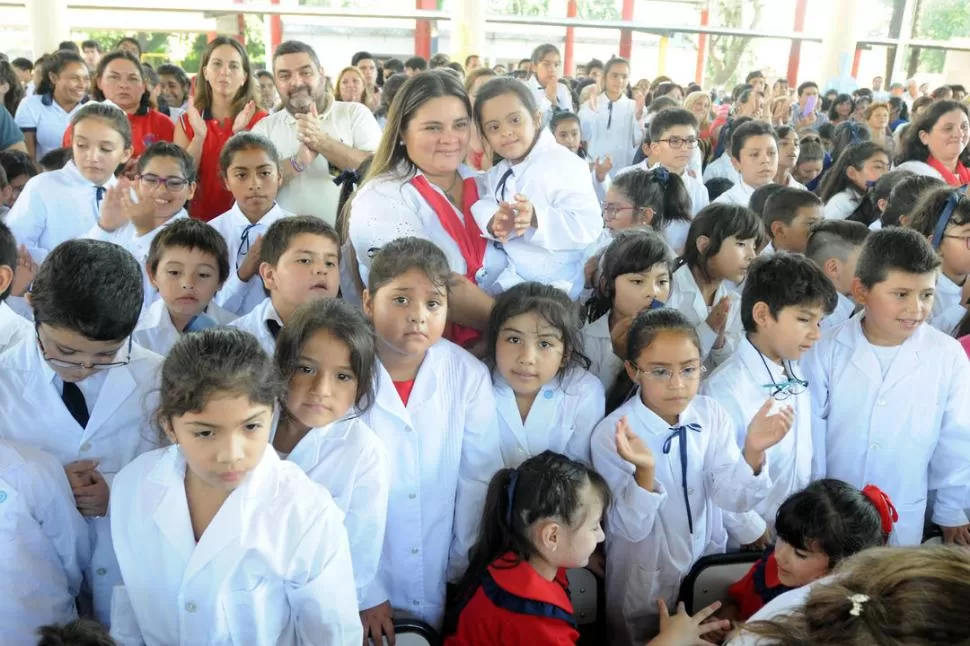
[
  {"left": 35, "top": 324, "right": 132, "bottom": 371},
  {"left": 657, "top": 136, "right": 699, "bottom": 149},
  {"left": 138, "top": 173, "right": 190, "bottom": 191}
]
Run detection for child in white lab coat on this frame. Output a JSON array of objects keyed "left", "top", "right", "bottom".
[
  {"left": 805, "top": 219, "right": 870, "bottom": 332},
  {"left": 667, "top": 203, "right": 764, "bottom": 368},
  {"left": 817, "top": 142, "right": 889, "bottom": 220},
  {"left": 0, "top": 440, "right": 92, "bottom": 645},
  {"left": 590, "top": 308, "right": 793, "bottom": 646},
  {"left": 485, "top": 281, "right": 604, "bottom": 468},
  {"left": 906, "top": 186, "right": 970, "bottom": 336},
  {"left": 0, "top": 239, "right": 162, "bottom": 626},
  {"left": 6, "top": 103, "right": 134, "bottom": 263},
  {"left": 228, "top": 216, "right": 340, "bottom": 355},
  {"left": 133, "top": 219, "right": 235, "bottom": 356},
  {"left": 583, "top": 228, "right": 672, "bottom": 393},
  {"left": 803, "top": 227, "right": 970, "bottom": 546},
  {"left": 601, "top": 167, "right": 693, "bottom": 254},
  {"left": 761, "top": 188, "right": 824, "bottom": 255},
  {"left": 471, "top": 77, "right": 602, "bottom": 299},
  {"left": 84, "top": 142, "right": 196, "bottom": 313},
  {"left": 109, "top": 327, "right": 362, "bottom": 646},
  {"left": 209, "top": 132, "right": 292, "bottom": 316},
  {"left": 0, "top": 221, "right": 31, "bottom": 353},
  {"left": 579, "top": 57, "right": 644, "bottom": 173},
  {"left": 713, "top": 121, "right": 778, "bottom": 208},
  {"left": 273, "top": 298, "right": 390, "bottom": 623},
  {"left": 359, "top": 237, "right": 504, "bottom": 639},
  {"left": 702, "top": 254, "right": 838, "bottom": 545}
]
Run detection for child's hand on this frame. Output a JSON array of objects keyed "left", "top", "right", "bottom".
[
  {"left": 587, "top": 84, "right": 600, "bottom": 111},
  {"left": 75, "top": 469, "right": 110, "bottom": 517},
  {"left": 616, "top": 416, "right": 655, "bottom": 470},
  {"left": 634, "top": 88, "right": 647, "bottom": 119},
  {"left": 594, "top": 155, "right": 613, "bottom": 183},
  {"left": 510, "top": 194, "right": 535, "bottom": 234},
  {"left": 236, "top": 235, "right": 264, "bottom": 282},
  {"left": 360, "top": 600, "right": 396, "bottom": 646},
  {"left": 98, "top": 179, "right": 134, "bottom": 232},
  {"left": 232, "top": 100, "right": 258, "bottom": 134},
  {"left": 586, "top": 548, "right": 606, "bottom": 578},
  {"left": 610, "top": 315, "right": 634, "bottom": 361},
  {"left": 487, "top": 203, "right": 516, "bottom": 242},
  {"left": 705, "top": 296, "right": 731, "bottom": 335},
  {"left": 651, "top": 599, "right": 731, "bottom": 646},
  {"left": 185, "top": 106, "right": 208, "bottom": 140},
  {"left": 11, "top": 245, "right": 36, "bottom": 297},
  {"left": 743, "top": 399, "right": 794, "bottom": 470},
  {"left": 942, "top": 524, "right": 970, "bottom": 545},
  {"left": 545, "top": 78, "right": 559, "bottom": 102}
]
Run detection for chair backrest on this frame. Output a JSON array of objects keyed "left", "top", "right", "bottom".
[
  {"left": 566, "top": 567, "right": 599, "bottom": 624},
  {"left": 389, "top": 618, "right": 440, "bottom": 646},
  {"left": 678, "top": 552, "right": 761, "bottom": 614}
]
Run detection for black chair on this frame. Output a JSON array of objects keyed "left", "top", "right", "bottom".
[
  {"left": 390, "top": 618, "right": 441, "bottom": 646},
  {"left": 677, "top": 551, "right": 761, "bottom": 614}
]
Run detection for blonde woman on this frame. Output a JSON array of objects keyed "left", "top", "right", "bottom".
[
  {"left": 865, "top": 101, "right": 894, "bottom": 160},
  {"left": 335, "top": 66, "right": 372, "bottom": 107},
  {"left": 684, "top": 90, "right": 713, "bottom": 141}
]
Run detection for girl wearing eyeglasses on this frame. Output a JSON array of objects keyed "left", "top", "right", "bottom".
[
  {"left": 701, "top": 254, "right": 838, "bottom": 552},
  {"left": 591, "top": 307, "right": 794, "bottom": 646},
  {"left": 83, "top": 142, "right": 196, "bottom": 313}
]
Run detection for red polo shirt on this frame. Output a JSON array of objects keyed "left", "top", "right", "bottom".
[
  {"left": 447, "top": 553, "right": 579, "bottom": 646},
  {"left": 62, "top": 108, "right": 175, "bottom": 156},
  {"left": 727, "top": 547, "right": 794, "bottom": 621}
]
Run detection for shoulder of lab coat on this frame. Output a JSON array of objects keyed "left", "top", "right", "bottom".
[
  {"left": 5, "top": 170, "right": 52, "bottom": 261},
  {"left": 823, "top": 189, "right": 861, "bottom": 220},
  {"left": 0, "top": 301, "right": 32, "bottom": 354},
  {"left": 894, "top": 159, "right": 945, "bottom": 181},
  {"left": 927, "top": 329, "right": 970, "bottom": 529},
  {"left": 582, "top": 312, "right": 624, "bottom": 392},
  {"left": 561, "top": 368, "right": 605, "bottom": 466}
]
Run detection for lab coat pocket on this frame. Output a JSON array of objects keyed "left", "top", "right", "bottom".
[
  {"left": 223, "top": 579, "right": 288, "bottom": 645},
  {"left": 621, "top": 565, "right": 667, "bottom": 621}
]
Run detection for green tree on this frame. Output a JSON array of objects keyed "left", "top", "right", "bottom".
[
  {"left": 488, "top": 0, "right": 550, "bottom": 15},
  {"left": 577, "top": 0, "right": 620, "bottom": 20},
  {"left": 705, "top": 0, "right": 764, "bottom": 87},
  {"left": 912, "top": 0, "right": 970, "bottom": 73}
]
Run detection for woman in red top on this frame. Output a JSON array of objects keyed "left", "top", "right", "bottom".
[
  {"left": 446, "top": 451, "right": 728, "bottom": 646},
  {"left": 63, "top": 51, "right": 175, "bottom": 163},
  {"left": 897, "top": 100, "right": 970, "bottom": 186},
  {"left": 723, "top": 480, "right": 895, "bottom": 626},
  {"left": 174, "top": 36, "right": 266, "bottom": 221}
]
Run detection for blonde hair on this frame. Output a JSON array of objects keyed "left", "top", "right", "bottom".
[
  {"left": 464, "top": 67, "right": 496, "bottom": 97},
  {"left": 865, "top": 101, "right": 891, "bottom": 121},
  {"left": 193, "top": 37, "right": 258, "bottom": 119},
  {"left": 335, "top": 66, "right": 372, "bottom": 107},
  {"left": 742, "top": 546, "right": 970, "bottom": 645},
  {"left": 684, "top": 90, "right": 712, "bottom": 128}
]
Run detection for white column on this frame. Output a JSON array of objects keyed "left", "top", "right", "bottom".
[
  {"left": 819, "top": 0, "right": 862, "bottom": 92},
  {"left": 451, "top": 0, "right": 487, "bottom": 66},
  {"left": 30, "top": 0, "right": 70, "bottom": 57}
]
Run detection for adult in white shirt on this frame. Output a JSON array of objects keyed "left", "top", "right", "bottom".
[
  {"left": 15, "top": 51, "right": 89, "bottom": 161},
  {"left": 253, "top": 41, "right": 382, "bottom": 226},
  {"left": 579, "top": 58, "right": 644, "bottom": 174},
  {"left": 527, "top": 44, "right": 573, "bottom": 127}
]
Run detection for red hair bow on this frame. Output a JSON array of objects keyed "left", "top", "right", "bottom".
[{"left": 862, "top": 484, "right": 898, "bottom": 535}]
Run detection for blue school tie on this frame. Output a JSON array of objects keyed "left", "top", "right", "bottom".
[
  {"left": 61, "top": 381, "right": 89, "bottom": 428},
  {"left": 236, "top": 223, "right": 260, "bottom": 270},
  {"left": 95, "top": 186, "right": 105, "bottom": 207},
  {"left": 495, "top": 168, "right": 515, "bottom": 202},
  {"left": 607, "top": 101, "right": 614, "bottom": 129},
  {"left": 662, "top": 423, "right": 702, "bottom": 534},
  {"left": 266, "top": 320, "right": 282, "bottom": 340}
]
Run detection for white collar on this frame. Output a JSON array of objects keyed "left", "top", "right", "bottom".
[{"left": 226, "top": 201, "right": 288, "bottom": 229}]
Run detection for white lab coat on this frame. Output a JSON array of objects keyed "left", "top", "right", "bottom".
[
  {"left": 713, "top": 179, "right": 759, "bottom": 207},
  {"left": 702, "top": 152, "right": 741, "bottom": 184},
  {"left": 272, "top": 415, "right": 390, "bottom": 609},
  {"left": 6, "top": 161, "right": 118, "bottom": 264},
  {"left": 0, "top": 440, "right": 92, "bottom": 645},
  {"left": 349, "top": 164, "right": 508, "bottom": 294},
  {"left": 725, "top": 576, "right": 830, "bottom": 646},
  {"left": 895, "top": 159, "right": 946, "bottom": 181},
  {"left": 820, "top": 292, "right": 856, "bottom": 333},
  {"left": 493, "top": 368, "right": 604, "bottom": 468},
  {"left": 358, "top": 340, "right": 503, "bottom": 629},
  {"left": 227, "top": 296, "right": 283, "bottom": 356},
  {"left": 615, "top": 160, "right": 710, "bottom": 216},
  {"left": 667, "top": 264, "right": 743, "bottom": 368},
  {"left": 133, "top": 297, "right": 237, "bottom": 357},
  {"left": 0, "top": 300, "right": 31, "bottom": 354},
  {"left": 83, "top": 209, "right": 189, "bottom": 313},
  {"left": 823, "top": 189, "right": 861, "bottom": 220},
  {"left": 527, "top": 75, "right": 574, "bottom": 127},
  {"left": 583, "top": 312, "right": 625, "bottom": 393},
  {"left": 0, "top": 339, "right": 162, "bottom": 625},
  {"left": 579, "top": 93, "right": 643, "bottom": 173},
  {"left": 802, "top": 313, "right": 970, "bottom": 545},
  {"left": 109, "top": 445, "right": 362, "bottom": 646},
  {"left": 210, "top": 202, "right": 292, "bottom": 316},
  {"left": 591, "top": 393, "right": 772, "bottom": 646},
  {"left": 471, "top": 129, "right": 603, "bottom": 299},
  {"left": 701, "top": 338, "right": 814, "bottom": 542},
  {"left": 930, "top": 272, "right": 966, "bottom": 336}
]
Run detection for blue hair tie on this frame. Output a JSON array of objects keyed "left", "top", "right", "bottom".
[
  {"left": 653, "top": 166, "right": 670, "bottom": 186},
  {"left": 505, "top": 470, "right": 520, "bottom": 526},
  {"left": 649, "top": 298, "right": 665, "bottom": 310},
  {"left": 846, "top": 121, "right": 862, "bottom": 145},
  {"left": 932, "top": 190, "right": 964, "bottom": 249}
]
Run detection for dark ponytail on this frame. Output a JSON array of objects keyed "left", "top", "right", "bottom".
[{"left": 612, "top": 167, "right": 692, "bottom": 233}]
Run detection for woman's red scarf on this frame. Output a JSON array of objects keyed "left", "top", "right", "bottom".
[
  {"left": 409, "top": 174, "right": 486, "bottom": 348},
  {"left": 927, "top": 155, "right": 970, "bottom": 186}
]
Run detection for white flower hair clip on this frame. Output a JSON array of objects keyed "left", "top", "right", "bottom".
[{"left": 848, "top": 593, "right": 870, "bottom": 617}]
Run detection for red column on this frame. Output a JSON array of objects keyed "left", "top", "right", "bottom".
[
  {"left": 565, "top": 0, "right": 577, "bottom": 76},
  {"left": 270, "top": 0, "right": 282, "bottom": 53},
  {"left": 787, "top": 0, "right": 807, "bottom": 86},
  {"left": 619, "top": 0, "right": 634, "bottom": 60},
  {"left": 851, "top": 46, "right": 862, "bottom": 78},
  {"left": 415, "top": 0, "right": 436, "bottom": 59},
  {"left": 695, "top": 2, "right": 709, "bottom": 85},
  {"left": 234, "top": 0, "right": 245, "bottom": 45}
]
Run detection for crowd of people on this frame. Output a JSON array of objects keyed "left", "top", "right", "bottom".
[{"left": 1, "top": 30, "right": 969, "bottom": 646}]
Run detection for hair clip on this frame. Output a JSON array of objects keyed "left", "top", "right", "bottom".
[
  {"left": 653, "top": 166, "right": 670, "bottom": 186},
  {"left": 861, "top": 484, "right": 898, "bottom": 534},
  {"left": 848, "top": 593, "right": 870, "bottom": 617}
]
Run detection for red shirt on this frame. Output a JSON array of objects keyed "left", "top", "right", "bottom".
[
  {"left": 960, "top": 335, "right": 970, "bottom": 359},
  {"left": 447, "top": 554, "right": 579, "bottom": 646},
  {"left": 62, "top": 108, "right": 175, "bottom": 156},
  {"left": 179, "top": 108, "right": 268, "bottom": 222},
  {"left": 727, "top": 548, "right": 794, "bottom": 621},
  {"left": 393, "top": 379, "right": 416, "bottom": 406}
]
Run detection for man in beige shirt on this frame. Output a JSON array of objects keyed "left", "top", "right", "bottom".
[{"left": 253, "top": 40, "right": 382, "bottom": 226}]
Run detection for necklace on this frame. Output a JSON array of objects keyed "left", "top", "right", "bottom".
[{"left": 433, "top": 172, "right": 461, "bottom": 206}]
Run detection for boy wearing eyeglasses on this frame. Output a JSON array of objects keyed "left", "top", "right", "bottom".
[
  {"left": 133, "top": 218, "right": 235, "bottom": 356},
  {"left": 0, "top": 239, "right": 163, "bottom": 627},
  {"left": 84, "top": 142, "right": 196, "bottom": 314},
  {"left": 702, "top": 253, "right": 837, "bottom": 549}
]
